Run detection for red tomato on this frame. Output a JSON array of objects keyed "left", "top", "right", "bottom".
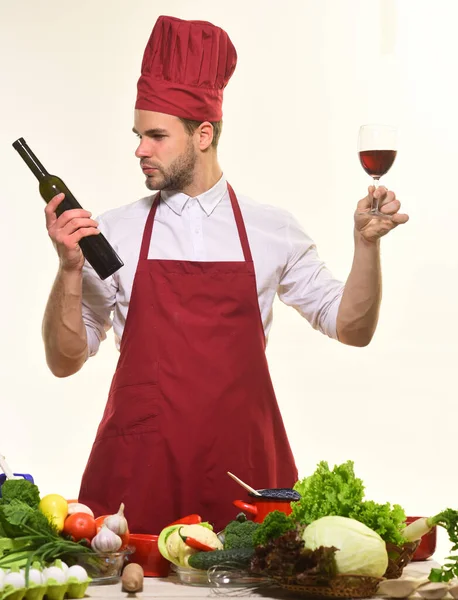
[
  {"left": 63, "top": 512, "right": 97, "bottom": 541},
  {"left": 94, "top": 515, "right": 109, "bottom": 530},
  {"left": 95, "top": 514, "right": 130, "bottom": 549}
]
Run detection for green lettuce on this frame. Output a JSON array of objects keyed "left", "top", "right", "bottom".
[{"left": 291, "top": 461, "right": 406, "bottom": 546}]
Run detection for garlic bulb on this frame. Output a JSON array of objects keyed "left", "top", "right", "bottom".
[
  {"left": 91, "top": 524, "right": 122, "bottom": 553},
  {"left": 104, "top": 503, "right": 128, "bottom": 535}
]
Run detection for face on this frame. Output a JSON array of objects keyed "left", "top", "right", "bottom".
[{"left": 134, "top": 110, "right": 197, "bottom": 191}]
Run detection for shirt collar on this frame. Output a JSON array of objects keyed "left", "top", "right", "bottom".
[{"left": 160, "top": 174, "right": 227, "bottom": 216}]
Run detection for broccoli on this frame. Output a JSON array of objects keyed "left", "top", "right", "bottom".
[
  {"left": 0, "top": 479, "right": 41, "bottom": 509},
  {"left": 252, "top": 510, "right": 296, "bottom": 547},
  {"left": 223, "top": 518, "right": 260, "bottom": 549}
]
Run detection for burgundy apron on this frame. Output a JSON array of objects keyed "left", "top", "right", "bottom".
[{"left": 79, "top": 183, "right": 297, "bottom": 533}]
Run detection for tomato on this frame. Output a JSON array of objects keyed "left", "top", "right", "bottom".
[
  {"left": 63, "top": 512, "right": 97, "bottom": 541},
  {"left": 95, "top": 514, "right": 130, "bottom": 548}
]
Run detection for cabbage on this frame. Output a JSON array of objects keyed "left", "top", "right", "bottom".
[{"left": 302, "top": 516, "right": 388, "bottom": 577}]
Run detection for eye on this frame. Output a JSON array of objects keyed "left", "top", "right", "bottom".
[
  {"left": 153, "top": 134, "right": 166, "bottom": 140},
  {"left": 135, "top": 133, "right": 142, "bottom": 139}
]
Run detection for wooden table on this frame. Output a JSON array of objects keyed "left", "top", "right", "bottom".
[{"left": 86, "top": 560, "right": 440, "bottom": 599}]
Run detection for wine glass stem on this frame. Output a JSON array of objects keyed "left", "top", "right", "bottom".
[{"left": 371, "top": 178, "right": 380, "bottom": 213}]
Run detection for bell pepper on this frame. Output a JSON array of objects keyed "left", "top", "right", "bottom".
[{"left": 168, "top": 514, "right": 202, "bottom": 526}]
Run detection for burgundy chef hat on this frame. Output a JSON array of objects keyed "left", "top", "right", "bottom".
[{"left": 135, "top": 15, "right": 237, "bottom": 122}]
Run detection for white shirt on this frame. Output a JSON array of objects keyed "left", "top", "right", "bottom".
[{"left": 82, "top": 176, "right": 345, "bottom": 356}]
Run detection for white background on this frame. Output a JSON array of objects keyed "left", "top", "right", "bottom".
[{"left": 0, "top": 0, "right": 456, "bottom": 563}]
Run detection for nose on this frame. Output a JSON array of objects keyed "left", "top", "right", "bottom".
[{"left": 135, "top": 137, "right": 153, "bottom": 159}]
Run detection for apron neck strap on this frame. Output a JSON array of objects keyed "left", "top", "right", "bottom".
[
  {"left": 140, "top": 193, "right": 160, "bottom": 260},
  {"left": 140, "top": 183, "right": 253, "bottom": 262}
]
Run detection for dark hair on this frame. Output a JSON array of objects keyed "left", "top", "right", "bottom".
[{"left": 179, "top": 118, "right": 223, "bottom": 149}]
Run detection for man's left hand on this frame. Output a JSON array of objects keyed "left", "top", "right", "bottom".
[{"left": 355, "top": 185, "right": 409, "bottom": 243}]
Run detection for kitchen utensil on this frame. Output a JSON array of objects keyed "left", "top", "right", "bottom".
[
  {"left": 233, "top": 488, "right": 301, "bottom": 523},
  {"left": 128, "top": 534, "right": 170, "bottom": 577},
  {"left": 227, "top": 472, "right": 261, "bottom": 496}
]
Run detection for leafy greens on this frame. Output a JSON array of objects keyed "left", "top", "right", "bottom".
[{"left": 291, "top": 460, "right": 406, "bottom": 546}]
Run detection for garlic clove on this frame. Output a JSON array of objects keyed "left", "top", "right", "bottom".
[
  {"left": 91, "top": 524, "right": 122, "bottom": 553},
  {"left": 104, "top": 502, "right": 129, "bottom": 536}
]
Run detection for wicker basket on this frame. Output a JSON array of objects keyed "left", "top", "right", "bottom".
[
  {"left": 272, "top": 574, "right": 382, "bottom": 599},
  {"left": 384, "top": 541, "right": 420, "bottom": 579},
  {"left": 268, "top": 541, "right": 419, "bottom": 598}
]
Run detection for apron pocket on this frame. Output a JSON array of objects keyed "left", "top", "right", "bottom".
[{"left": 97, "top": 382, "right": 162, "bottom": 440}]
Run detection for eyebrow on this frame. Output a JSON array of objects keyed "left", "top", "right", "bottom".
[{"left": 132, "top": 127, "right": 169, "bottom": 136}]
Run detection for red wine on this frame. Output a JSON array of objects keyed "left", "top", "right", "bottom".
[
  {"left": 13, "top": 137, "right": 124, "bottom": 280},
  {"left": 359, "top": 149, "right": 397, "bottom": 179}
]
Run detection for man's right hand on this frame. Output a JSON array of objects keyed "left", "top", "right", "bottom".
[{"left": 45, "top": 193, "right": 100, "bottom": 272}]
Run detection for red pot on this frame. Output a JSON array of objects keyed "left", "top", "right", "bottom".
[
  {"left": 233, "top": 488, "right": 299, "bottom": 523},
  {"left": 128, "top": 533, "right": 170, "bottom": 577},
  {"left": 406, "top": 516, "right": 437, "bottom": 561}
]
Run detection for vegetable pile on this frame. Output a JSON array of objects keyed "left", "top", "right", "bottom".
[
  {"left": 156, "top": 460, "right": 458, "bottom": 587},
  {"left": 0, "top": 477, "right": 132, "bottom": 592}
]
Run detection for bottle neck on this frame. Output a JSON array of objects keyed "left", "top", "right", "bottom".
[{"left": 12, "top": 138, "right": 49, "bottom": 181}]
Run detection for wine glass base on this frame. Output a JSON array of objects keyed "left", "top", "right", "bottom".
[{"left": 358, "top": 209, "right": 393, "bottom": 220}]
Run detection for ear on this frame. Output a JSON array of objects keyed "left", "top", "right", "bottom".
[{"left": 196, "top": 122, "right": 214, "bottom": 151}]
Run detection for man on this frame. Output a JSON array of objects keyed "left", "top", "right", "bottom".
[{"left": 42, "top": 15, "right": 408, "bottom": 533}]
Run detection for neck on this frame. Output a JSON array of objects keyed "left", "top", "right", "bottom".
[{"left": 182, "top": 158, "right": 223, "bottom": 197}]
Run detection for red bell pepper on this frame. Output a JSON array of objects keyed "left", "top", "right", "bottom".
[
  {"left": 178, "top": 527, "right": 214, "bottom": 552},
  {"left": 168, "top": 514, "right": 202, "bottom": 526}
]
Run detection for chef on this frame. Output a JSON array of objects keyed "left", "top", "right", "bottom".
[{"left": 42, "top": 15, "right": 408, "bottom": 533}]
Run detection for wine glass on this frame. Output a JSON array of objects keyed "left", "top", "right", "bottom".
[{"left": 358, "top": 124, "right": 397, "bottom": 218}]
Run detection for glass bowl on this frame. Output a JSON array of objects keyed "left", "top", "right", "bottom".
[
  {"left": 80, "top": 546, "right": 135, "bottom": 585},
  {"left": 172, "top": 565, "right": 210, "bottom": 586},
  {"left": 172, "top": 564, "right": 268, "bottom": 589}
]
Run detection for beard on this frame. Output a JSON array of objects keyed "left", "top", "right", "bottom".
[{"left": 143, "top": 139, "right": 197, "bottom": 191}]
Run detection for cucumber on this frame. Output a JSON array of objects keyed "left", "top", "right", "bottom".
[{"left": 188, "top": 548, "right": 254, "bottom": 570}]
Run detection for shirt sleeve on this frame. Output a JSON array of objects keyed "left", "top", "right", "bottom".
[
  {"left": 278, "top": 213, "right": 345, "bottom": 339},
  {"left": 81, "top": 217, "right": 118, "bottom": 357}
]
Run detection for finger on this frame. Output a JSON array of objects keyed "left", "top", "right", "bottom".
[
  {"left": 54, "top": 227, "right": 100, "bottom": 251},
  {"left": 379, "top": 199, "right": 401, "bottom": 214},
  {"left": 391, "top": 212, "right": 409, "bottom": 225},
  {"left": 55, "top": 210, "right": 94, "bottom": 229},
  {"left": 357, "top": 185, "right": 376, "bottom": 211},
  {"left": 59, "top": 217, "right": 99, "bottom": 237},
  {"left": 44, "top": 193, "right": 65, "bottom": 227},
  {"left": 374, "top": 185, "right": 388, "bottom": 196},
  {"left": 71, "top": 227, "right": 101, "bottom": 244},
  {"left": 378, "top": 190, "right": 396, "bottom": 207}
]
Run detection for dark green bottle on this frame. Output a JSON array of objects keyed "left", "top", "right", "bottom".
[{"left": 12, "top": 137, "right": 124, "bottom": 280}]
